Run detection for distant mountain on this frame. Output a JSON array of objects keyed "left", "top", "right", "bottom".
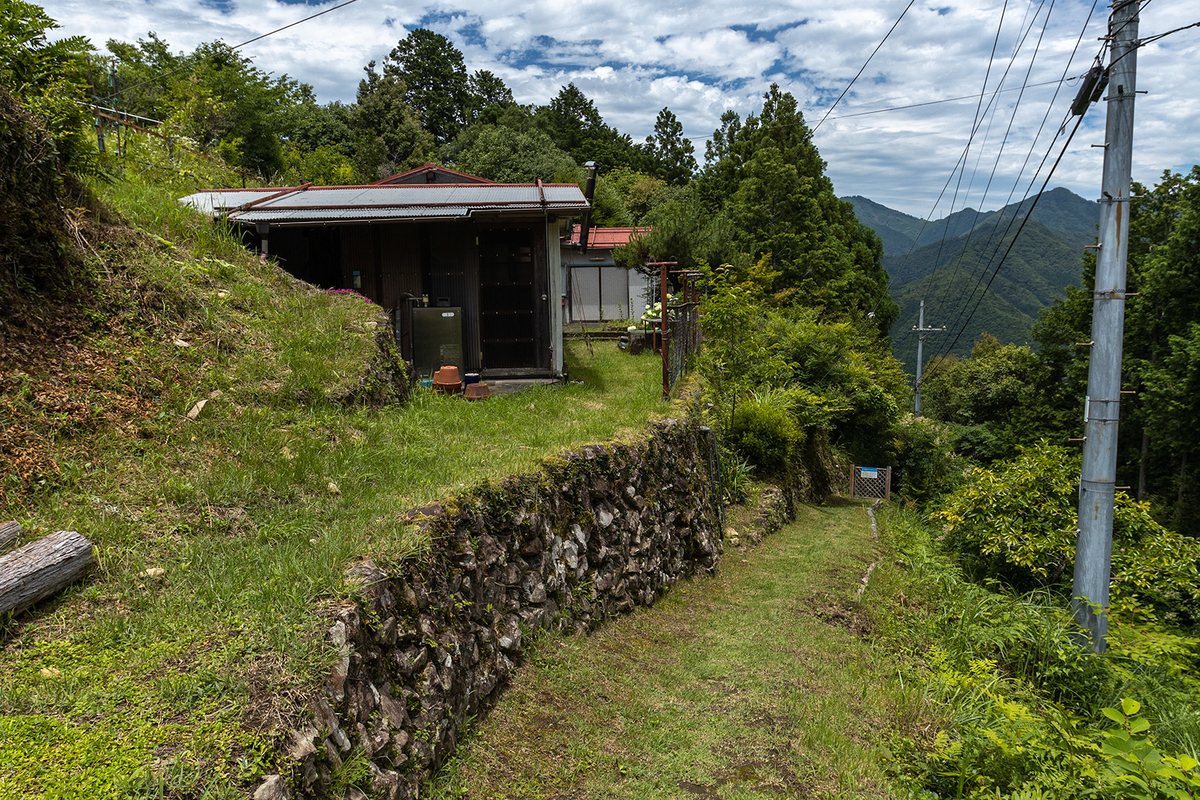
[
  {"left": 842, "top": 196, "right": 925, "bottom": 256},
  {"left": 844, "top": 188, "right": 1099, "bottom": 372}
]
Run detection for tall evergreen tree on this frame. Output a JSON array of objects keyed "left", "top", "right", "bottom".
[
  {"left": 708, "top": 84, "right": 897, "bottom": 331},
  {"left": 383, "top": 29, "right": 470, "bottom": 145},
  {"left": 355, "top": 60, "right": 433, "bottom": 179},
  {"left": 464, "top": 69, "right": 514, "bottom": 125},
  {"left": 643, "top": 107, "right": 696, "bottom": 186},
  {"left": 534, "top": 83, "right": 645, "bottom": 171}
]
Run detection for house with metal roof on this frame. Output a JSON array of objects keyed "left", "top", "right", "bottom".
[
  {"left": 182, "top": 177, "right": 590, "bottom": 379},
  {"left": 561, "top": 225, "right": 652, "bottom": 323}
]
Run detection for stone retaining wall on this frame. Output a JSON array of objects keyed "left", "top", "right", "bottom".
[{"left": 264, "top": 417, "right": 755, "bottom": 799}]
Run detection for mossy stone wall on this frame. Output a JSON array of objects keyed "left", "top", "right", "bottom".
[{"left": 267, "top": 417, "right": 734, "bottom": 799}]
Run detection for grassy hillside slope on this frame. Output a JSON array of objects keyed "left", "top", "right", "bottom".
[{"left": 0, "top": 129, "right": 665, "bottom": 797}]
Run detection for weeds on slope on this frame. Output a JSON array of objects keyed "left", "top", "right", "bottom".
[{"left": 874, "top": 508, "right": 1200, "bottom": 799}]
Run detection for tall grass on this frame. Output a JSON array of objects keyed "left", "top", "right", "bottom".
[
  {"left": 874, "top": 508, "right": 1200, "bottom": 798},
  {"left": 0, "top": 125, "right": 668, "bottom": 798}
]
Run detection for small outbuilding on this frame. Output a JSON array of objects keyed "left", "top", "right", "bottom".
[
  {"left": 183, "top": 172, "right": 589, "bottom": 379},
  {"left": 561, "top": 225, "right": 652, "bottom": 323}
]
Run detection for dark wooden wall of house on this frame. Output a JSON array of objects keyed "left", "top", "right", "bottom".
[
  {"left": 424, "top": 221, "right": 480, "bottom": 372},
  {"left": 270, "top": 227, "right": 341, "bottom": 289},
  {"left": 263, "top": 218, "right": 553, "bottom": 375},
  {"left": 339, "top": 226, "right": 375, "bottom": 298}
]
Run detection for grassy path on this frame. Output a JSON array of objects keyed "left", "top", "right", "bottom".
[{"left": 428, "top": 500, "right": 914, "bottom": 799}]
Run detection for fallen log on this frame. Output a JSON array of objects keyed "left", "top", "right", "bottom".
[
  {"left": 0, "top": 530, "right": 94, "bottom": 616},
  {"left": 0, "top": 521, "right": 20, "bottom": 553}
]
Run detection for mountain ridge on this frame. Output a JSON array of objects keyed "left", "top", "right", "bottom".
[{"left": 843, "top": 188, "right": 1098, "bottom": 371}]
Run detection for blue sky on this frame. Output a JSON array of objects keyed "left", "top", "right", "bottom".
[{"left": 40, "top": 0, "right": 1199, "bottom": 217}]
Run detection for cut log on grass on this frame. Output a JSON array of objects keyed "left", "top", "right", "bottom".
[
  {"left": 0, "top": 521, "right": 21, "bottom": 553},
  {"left": 0, "top": 531, "right": 94, "bottom": 616}
]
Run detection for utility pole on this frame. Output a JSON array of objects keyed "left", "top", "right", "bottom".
[
  {"left": 1073, "top": 0, "right": 1140, "bottom": 654},
  {"left": 912, "top": 299, "right": 946, "bottom": 416}
]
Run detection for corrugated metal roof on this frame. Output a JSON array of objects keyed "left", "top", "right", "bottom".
[
  {"left": 180, "top": 190, "right": 281, "bottom": 214},
  {"left": 180, "top": 182, "right": 589, "bottom": 223},
  {"left": 234, "top": 206, "right": 474, "bottom": 222},
  {"left": 372, "top": 163, "right": 496, "bottom": 185}
]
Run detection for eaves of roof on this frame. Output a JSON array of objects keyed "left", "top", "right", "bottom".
[{"left": 181, "top": 181, "right": 589, "bottom": 224}]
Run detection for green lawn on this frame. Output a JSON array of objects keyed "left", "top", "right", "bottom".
[
  {"left": 0, "top": 338, "right": 666, "bottom": 798},
  {"left": 427, "top": 501, "right": 925, "bottom": 799}
]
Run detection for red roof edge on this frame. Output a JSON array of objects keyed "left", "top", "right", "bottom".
[
  {"left": 371, "top": 162, "right": 498, "bottom": 185},
  {"left": 565, "top": 225, "right": 652, "bottom": 248}
]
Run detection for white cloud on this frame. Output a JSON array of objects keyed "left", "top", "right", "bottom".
[{"left": 37, "top": 0, "right": 1199, "bottom": 215}]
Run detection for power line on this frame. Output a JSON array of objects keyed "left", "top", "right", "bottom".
[
  {"left": 810, "top": 0, "right": 916, "bottom": 134},
  {"left": 916, "top": 0, "right": 1011, "bottom": 308},
  {"left": 105, "top": 0, "right": 360, "bottom": 102},
  {"left": 819, "top": 76, "right": 1078, "bottom": 121},
  {"left": 680, "top": 74, "right": 1086, "bottom": 140},
  {"left": 932, "top": 110, "right": 1086, "bottom": 363},
  {"left": 929, "top": 1, "right": 1106, "bottom": 352},
  {"left": 981, "top": 0, "right": 1101, "bottom": 242},
  {"left": 927, "top": 0, "right": 1059, "bottom": 320},
  {"left": 1138, "top": 19, "right": 1200, "bottom": 46},
  {"left": 887, "top": 0, "right": 1100, "bottom": 392}
]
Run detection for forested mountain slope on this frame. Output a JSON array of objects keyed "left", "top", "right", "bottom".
[
  {"left": 888, "top": 218, "right": 1086, "bottom": 371},
  {"left": 844, "top": 189, "right": 1097, "bottom": 370}
]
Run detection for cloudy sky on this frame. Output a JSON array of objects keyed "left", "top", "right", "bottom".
[{"left": 41, "top": 0, "right": 1199, "bottom": 217}]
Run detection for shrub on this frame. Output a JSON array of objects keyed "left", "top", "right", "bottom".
[
  {"left": 0, "top": 87, "right": 87, "bottom": 296},
  {"left": 891, "top": 414, "right": 967, "bottom": 505},
  {"left": 933, "top": 443, "right": 1200, "bottom": 625},
  {"left": 719, "top": 446, "right": 754, "bottom": 504},
  {"left": 728, "top": 390, "right": 803, "bottom": 478},
  {"left": 882, "top": 509, "right": 1200, "bottom": 800}
]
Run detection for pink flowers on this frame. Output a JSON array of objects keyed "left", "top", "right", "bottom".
[{"left": 327, "top": 288, "right": 375, "bottom": 303}]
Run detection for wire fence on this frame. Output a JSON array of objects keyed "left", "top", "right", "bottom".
[
  {"left": 666, "top": 298, "right": 701, "bottom": 393},
  {"left": 653, "top": 263, "right": 703, "bottom": 399}
]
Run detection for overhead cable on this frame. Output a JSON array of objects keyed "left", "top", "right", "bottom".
[
  {"left": 930, "top": 0, "right": 1106, "bottom": 350},
  {"left": 810, "top": 0, "right": 917, "bottom": 134},
  {"left": 933, "top": 110, "right": 1087, "bottom": 362},
  {"left": 820, "top": 76, "right": 1077, "bottom": 121},
  {"left": 916, "top": 0, "right": 1011, "bottom": 307},
  {"left": 928, "top": 0, "right": 1059, "bottom": 319},
  {"left": 105, "top": 0, "right": 360, "bottom": 102}
]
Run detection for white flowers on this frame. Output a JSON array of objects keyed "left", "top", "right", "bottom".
[{"left": 640, "top": 294, "right": 673, "bottom": 322}]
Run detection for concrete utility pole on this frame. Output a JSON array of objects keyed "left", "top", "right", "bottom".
[
  {"left": 1073, "top": 0, "right": 1140, "bottom": 653},
  {"left": 912, "top": 299, "right": 946, "bottom": 416}
]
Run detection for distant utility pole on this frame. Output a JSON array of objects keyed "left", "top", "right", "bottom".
[
  {"left": 1073, "top": 0, "right": 1140, "bottom": 654},
  {"left": 912, "top": 299, "right": 946, "bottom": 416}
]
